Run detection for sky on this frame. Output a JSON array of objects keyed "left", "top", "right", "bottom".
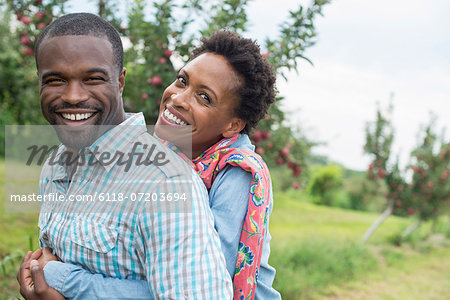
[
  {"left": 68, "top": 0, "right": 450, "bottom": 171},
  {"left": 245, "top": 0, "right": 450, "bottom": 171}
]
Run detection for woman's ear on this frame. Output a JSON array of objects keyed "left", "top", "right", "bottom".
[{"left": 222, "top": 117, "right": 246, "bottom": 138}]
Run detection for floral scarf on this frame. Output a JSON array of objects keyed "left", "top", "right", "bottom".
[{"left": 161, "top": 134, "right": 271, "bottom": 300}]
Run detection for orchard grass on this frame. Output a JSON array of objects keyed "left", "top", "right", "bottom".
[
  {"left": 318, "top": 246, "right": 450, "bottom": 299},
  {"left": 1, "top": 159, "right": 449, "bottom": 299},
  {"left": 269, "top": 190, "right": 450, "bottom": 299},
  {"left": 0, "top": 159, "right": 39, "bottom": 299},
  {"left": 0, "top": 159, "right": 39, "bottom": 256}
]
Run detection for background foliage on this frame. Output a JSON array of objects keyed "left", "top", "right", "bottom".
[
  {"left": 1, "top": 0, "right": 449, "bottom": 299},
  {"left": 1, "top": 0, "right": 330, "bottom": 188}
]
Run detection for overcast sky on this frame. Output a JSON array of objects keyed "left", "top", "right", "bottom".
[
  {"left": 69, "top": 0, "right": 450, "bottom": 171},
  {"left": 246, "top": 0, "right": 450, "bottom": 171}
]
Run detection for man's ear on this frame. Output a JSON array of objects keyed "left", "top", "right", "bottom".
[
  {"left": 222, "top": 117, "right": 246, "bottom": 138},
  {"left": 119, "top": 67, "right": 126, "bottom": 94}
]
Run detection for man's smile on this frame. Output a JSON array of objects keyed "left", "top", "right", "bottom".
[
  {"left": 61, "top": 112, "right": 94, "bottom": 121},
  {"left": 54, "top": 109, "right": 98, "bottom": 126}
]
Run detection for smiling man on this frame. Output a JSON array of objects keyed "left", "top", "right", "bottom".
[{"left": 17, "top": 13, "right": 232, "bottom": 300}]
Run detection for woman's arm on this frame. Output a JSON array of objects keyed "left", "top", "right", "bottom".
[
  {"left": 208, "top": 165, "right": 251, "bottom": 276},
  {"left": 210, "top": 164, "right": 281, "bottom": 299},
  {"left": 43, "top": 261, "right": 152, "bottom": 300}
]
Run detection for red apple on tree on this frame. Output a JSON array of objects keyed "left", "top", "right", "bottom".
[
  {"left": 164, "top": 49, "right": 172, "bottom": 58},
  {"left": 20, "top": 36, "right": 31, "bottom": 46},
  {"left": 252, "top": 130, "right": 262, "bottom": 143},
  {"left": 23, "top": 47, "right": 34, "bottom": 56},
  {"left": 21, "top": 16, "right": 31, "bottom": 25},
  {"left": 287, "top": 160, "right": 295, "bottom": 169},
  {"left": 377, "top": 168, "right": 386, "bottom": 179},
  {"left": 261, "top": 131, "right": 271, "bottom": 140},
  {"left": 35, "top": 11, "right": 45, "bottom": 21},
  {"left": 152, "top": 76, "right": 163, "bottom": 86},
  {"left": 256, "top": 147, "right": 265, "bottom": 156}
]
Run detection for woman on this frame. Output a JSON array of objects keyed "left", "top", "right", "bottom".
[{"left": 155, "top": 30, "right": 280, "bottom": 300}]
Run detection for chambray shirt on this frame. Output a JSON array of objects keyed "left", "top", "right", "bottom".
[
  {"left": 39, "top": 113, "right": 232, "bottom": 299},
  {"left": 43, "top": 134, "right": 280, "bottom": 299}
]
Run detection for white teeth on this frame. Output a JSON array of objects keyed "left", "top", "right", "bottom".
[
  {"left": 62, "top": 113, "right": 94, "bottom": 121},
  {"left": 163, "top": 109, "right": 187, "bottom": 126}
]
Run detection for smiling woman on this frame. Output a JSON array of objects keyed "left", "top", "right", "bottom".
[
  {"left": 156, "top": 52, "right": 244, "bottom": 158},
  {"left": 155, "top": 30, "right": 280, "bottom": 300}
]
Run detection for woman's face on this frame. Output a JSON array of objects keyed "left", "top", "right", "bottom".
[{"left": 155, "top": 53, "right": 245, "bottom": 158}]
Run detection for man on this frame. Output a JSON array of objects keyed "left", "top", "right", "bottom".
[{"left": 17, "top": 13, "right": 232, "bottom": 299}]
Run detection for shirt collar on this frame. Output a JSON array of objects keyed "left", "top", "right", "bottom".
[
  {"left": 48, "top": 113, "right": 148, "bottom": 177},
  {"left": 87, "top": 112, "right": 147, "bottom": 172}
]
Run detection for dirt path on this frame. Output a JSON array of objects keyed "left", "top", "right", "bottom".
[{"left": 317, "top": 247, "right": 450, "bottom": 300}]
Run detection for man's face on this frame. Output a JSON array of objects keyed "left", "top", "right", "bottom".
[{"left": 37, "top": 35, "right": 126, "bottom": 149}]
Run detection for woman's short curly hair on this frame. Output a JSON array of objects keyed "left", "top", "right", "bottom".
[{"left": 191, "top": 30, "right": 276, "bottom": 134}]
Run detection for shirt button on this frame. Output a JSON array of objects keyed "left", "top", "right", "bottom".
[{"left": 55, "top": 215, "right": 62, "bottom": 222}]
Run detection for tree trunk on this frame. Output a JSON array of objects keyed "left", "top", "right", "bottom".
[
  {"left": 361, "top": 202, "right": 394, "bottom": 244},
  {"left": 401, "top": 220, "right": 421, "bottom": 239},
  {"left": 430, "top": 217, "right": 438, "bottom": 235}
]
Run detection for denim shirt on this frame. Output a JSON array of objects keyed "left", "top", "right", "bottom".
[{"left": 44, "top": 134, "right": 280, "bottom": 300}]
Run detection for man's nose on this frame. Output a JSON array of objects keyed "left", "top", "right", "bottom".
[{"left": 61, "top": 82, "right": 89, "bottom": 104}]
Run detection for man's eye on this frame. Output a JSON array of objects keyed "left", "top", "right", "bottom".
[
  {"left": 87, "top": 77, "right": 105, "bottom": 82},
  {"left": 44, "top": 78, "right": 64, "bottom": 85}
]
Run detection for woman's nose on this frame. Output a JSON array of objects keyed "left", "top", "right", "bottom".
[{"left": 171, "top": 92, "right": 190, "bottom": 109}]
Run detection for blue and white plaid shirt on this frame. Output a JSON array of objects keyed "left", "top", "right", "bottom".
[{"left": 38, "top": 113, "right": 232, "bottom": 299}]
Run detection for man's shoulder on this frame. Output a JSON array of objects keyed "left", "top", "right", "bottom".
[{"left": 133, "top": 131, "right": 194, "bottom": 180}]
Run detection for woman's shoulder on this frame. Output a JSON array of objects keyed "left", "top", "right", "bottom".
[{"left": 233, "top": 134, "right": 255, "bottom": 152}]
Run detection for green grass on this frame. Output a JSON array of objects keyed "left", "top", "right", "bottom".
[
  {"left": 0, "top": 159, "right": 40, "bottom": 256},
  {"left": 270, "top": 238, "right": 378, "bottom": 299},
  {"left": 0, "top": 159, "right": 40, "bottom": 299},
  {"left": 1, "top": 159, "right": 449, "bottom": 299},
  {"left": 269, "top": 190, "right": 414, "bottom": 244},
  {"left": 320, "top": 246, "right": 450, "bottom": 299},
  {"left": 268, "top": 191, "right": 450, "bottom": 299}
]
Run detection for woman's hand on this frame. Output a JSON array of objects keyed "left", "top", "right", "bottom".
[
  {"left": 36, "top": 247, "right": 62, "bottom": 270},
  {"left": 17, "top": 248, "right": 64, "bottom": 300}
]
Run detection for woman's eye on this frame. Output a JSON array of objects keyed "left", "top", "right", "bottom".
[
  {"left": 177, "top": 75, "right": 186, "bottom": 86},
  {"left": 200, "top": 93, "right": 211, "bottom": 103}
]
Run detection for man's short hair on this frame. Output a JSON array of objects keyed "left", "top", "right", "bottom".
[{"left": 35, "top": 12, "right": 123, "bottom": 72}]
